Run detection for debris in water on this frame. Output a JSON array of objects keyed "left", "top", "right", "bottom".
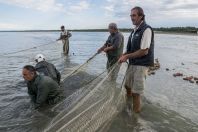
[
  {"left": 194, "top": 77, "right": 198, "bottom": 80},
  {"left": 173, "top": 73, "right": 198, "bottom": 85},
  {"left": 173, "top": 73, "right": 183, "bottom": 77},
  {"left": 189, "top": 80, "right": 194, "bottom": 83},
  {"left": 183, "top": 76, "right": 193, "bottom": 81},
  {"left": 148, "top": 58, "right": 160, "bottom": 75}
]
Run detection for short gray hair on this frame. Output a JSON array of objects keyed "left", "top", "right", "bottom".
[{"left": 108, "top": 23, "right": 118, "bottom": 30}]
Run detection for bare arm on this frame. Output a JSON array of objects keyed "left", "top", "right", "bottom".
[
  {"left": 103, "top": 45, "right": 115, "bottom": 52},
  {"left": 97, "top": 44, "right": 107, "bottom": 53},
  {"left": 56, "top": 34, "right": 62, "bottom": 41}
]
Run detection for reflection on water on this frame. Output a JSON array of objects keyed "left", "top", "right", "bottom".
[{"left": 0, "top": 32, "right": 198, "bottom": 132}]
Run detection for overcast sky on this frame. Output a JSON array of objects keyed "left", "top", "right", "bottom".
[{"left": 0, "top": 0, "right": 198, "bottom": 30}]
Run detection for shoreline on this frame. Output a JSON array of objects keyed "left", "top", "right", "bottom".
[
  {"left": 0, "top": 30, "right": 197, "bottom": 36},
  {"left": 154, "top": 31, "right": 198, "bottom": 36}
]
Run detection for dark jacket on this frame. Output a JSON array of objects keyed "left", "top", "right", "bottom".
[
  {"left": 35, "top": 61, "right": 61, "bottom": 84},
  {"left": 126, "top": 22, "right": 154, "bottom": 66},
  {"left": 27, "top": 75, "right": 60, "bottom": 109}
]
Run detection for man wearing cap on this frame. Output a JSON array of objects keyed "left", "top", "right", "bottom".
[
  {"left": 98, "top": 23, "right": 124, "bottom": 81},
  {"left": 34, "top": 54, "right": 61, "bottom": 85},
  {"left": 57, "top": 25, "right": 72, "bottom": 55},
  {"left": 119, "top": 6, "right": 154, "bottom": 113}
]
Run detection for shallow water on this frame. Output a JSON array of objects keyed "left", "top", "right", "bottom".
[{"left": 0, "top": 31, "right": 198, "bottom": 132}]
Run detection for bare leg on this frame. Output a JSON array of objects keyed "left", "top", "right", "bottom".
[
  {"left": 132, "top": 93, "right": 141, "bottom": 113},
  {"left": 125, "top": 85, "right": 132, "bottom": 97}
]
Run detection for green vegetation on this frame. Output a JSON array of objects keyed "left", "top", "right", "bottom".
[
  {"left": 0, "top": 27, "right": 197, "bottom": 34},
  {"left": 73, "top": 27, "right": 198, "bottom": 34},
  {"left": 154, "top": 27, "right": 198, "bottom": 34}
]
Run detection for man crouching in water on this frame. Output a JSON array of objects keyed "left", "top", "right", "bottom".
[{"left": 22, "top": 65, "right": 61, "bottom": 109}]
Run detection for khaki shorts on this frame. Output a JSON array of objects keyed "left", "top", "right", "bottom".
[{"left": 124, "top": 65, "right": 148, "bottom": 94}]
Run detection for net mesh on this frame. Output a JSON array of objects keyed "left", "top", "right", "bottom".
[{"left": 44, "top": 54, "right": 128, "bottom": 132}]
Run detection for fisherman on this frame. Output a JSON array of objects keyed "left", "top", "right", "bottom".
[
  {"left": 34, "top": 54, "right": 61, "bottom": 85},
  {"left": 97, "top": 23, "right": 124, "bottom": 81},
  {"left": 56, "top": 25, "right": 72, "bottom": 55},
  {"left": 119, "top": 6, "right": 154, "bottom": 113},
  {"left": 22, "top": 65, "right": 61, "bottom": 109}
]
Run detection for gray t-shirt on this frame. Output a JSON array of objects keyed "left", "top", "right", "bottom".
[{"left": 105, "top": 32, "right": 124, "bottom": 57}]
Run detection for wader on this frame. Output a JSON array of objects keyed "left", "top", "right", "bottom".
[{"left": 62, "top": 39, "right": 69, "bottom": 55}]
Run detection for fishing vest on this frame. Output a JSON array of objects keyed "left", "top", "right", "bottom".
[{"left": 127, "top": 22, "right": 154, "bottom": 66}]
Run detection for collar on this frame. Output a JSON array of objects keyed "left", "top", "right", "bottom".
[
  {"left": 110, "top": 31, "right": 118, "bottom": 36},
  {"left": 134, "top": 21, "right": 144, "bottom": 31},
  {"left": 29, "top": 74, "right": 38, "bottom": 83}
]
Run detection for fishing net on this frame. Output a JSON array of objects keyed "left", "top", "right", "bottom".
[{"left": 44, "top": 53, "right": 128, "bottom": 132}]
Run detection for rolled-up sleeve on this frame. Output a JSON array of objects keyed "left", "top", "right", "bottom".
[{"left": 140, "top": 28, "right": 152, "bottom": 49}]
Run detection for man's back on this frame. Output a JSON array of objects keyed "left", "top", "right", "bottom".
[{"left": 35, "top": 61, "right": 61, "bottom": 83}]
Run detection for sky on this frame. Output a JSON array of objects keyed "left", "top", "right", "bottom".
[{"left": 0, "top": 0, "right": 198, "bottom": 30}]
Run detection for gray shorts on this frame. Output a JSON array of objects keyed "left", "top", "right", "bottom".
[{"left": 124, "top": 65, "right": 148, "bottom": 94}]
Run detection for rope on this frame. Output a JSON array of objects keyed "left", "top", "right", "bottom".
[
  {"left": 51, "top": 59, "right": 120, "bottom": 113},
  {"left": 45, "top": 63, "right": 119, "bottom": 132},
  {"left": 120, "top": 62, "right": 128, "bottom": 88},
  {"left": 78, "top": 60, "right": 120, "bottom": 88},
  {"left": 45, "top": 62, "right": 127, "bottom": 132},
  {"left": 61, "top": 53, "right": 98, "bottom": 82},
  {"left": 0, "top": 41, "right": 57, "bottom": 57}
]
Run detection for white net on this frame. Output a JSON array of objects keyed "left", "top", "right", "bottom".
[{"left": 44, "top": 54, "right": 128, "bottom": 132}]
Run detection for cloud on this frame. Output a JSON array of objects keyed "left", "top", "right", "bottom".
[
  {"left": 1, "top": 0, "right": 198, "bottom": 29},
  {"left": 68, "top": 1, "right": 90, "bottom": 13},
  {"left": 164, "top": 0, "right": 198, "bottom": 9},
  {"left": 103, "top": 0, "right": 133, "bottom": 17},
  {"left": 0, "top": 0, "right": 64, "bottom": 12},
  {"left": 0, "top": 0, "right": 92, "bottom": 15},
  {"left": 0, "top": 23, "right": 24, "bottom": 30},
  {"left": 104, "top": 5, "right": 114, "bottom": 12},
  {"left": 0, "top": 0, "right": 91, "bottom": 14},
  {"left": 103, "top": 0, "right": 198, "bottom": 23}
]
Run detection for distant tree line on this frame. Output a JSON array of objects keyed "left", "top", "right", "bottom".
[
  {"left": 73, "top": 27, "right": 198, "bottom": 33},
  {"left": 153, "top": 27, "right": 198, "bottom": 34},
  {"left": 0, "top": 27, "right": 197, "bottom": 34}
]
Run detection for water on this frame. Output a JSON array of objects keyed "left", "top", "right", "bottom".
[{"left": 0, "top": 31, "right": 198, "bottom": 132}]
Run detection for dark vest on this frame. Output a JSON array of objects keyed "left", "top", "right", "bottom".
[
  {"left": 126, "top": 22, "right": 154, "bottom": 66},
  {"left": 35, "top": 61, "right": 58, "bottom": 82}
]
